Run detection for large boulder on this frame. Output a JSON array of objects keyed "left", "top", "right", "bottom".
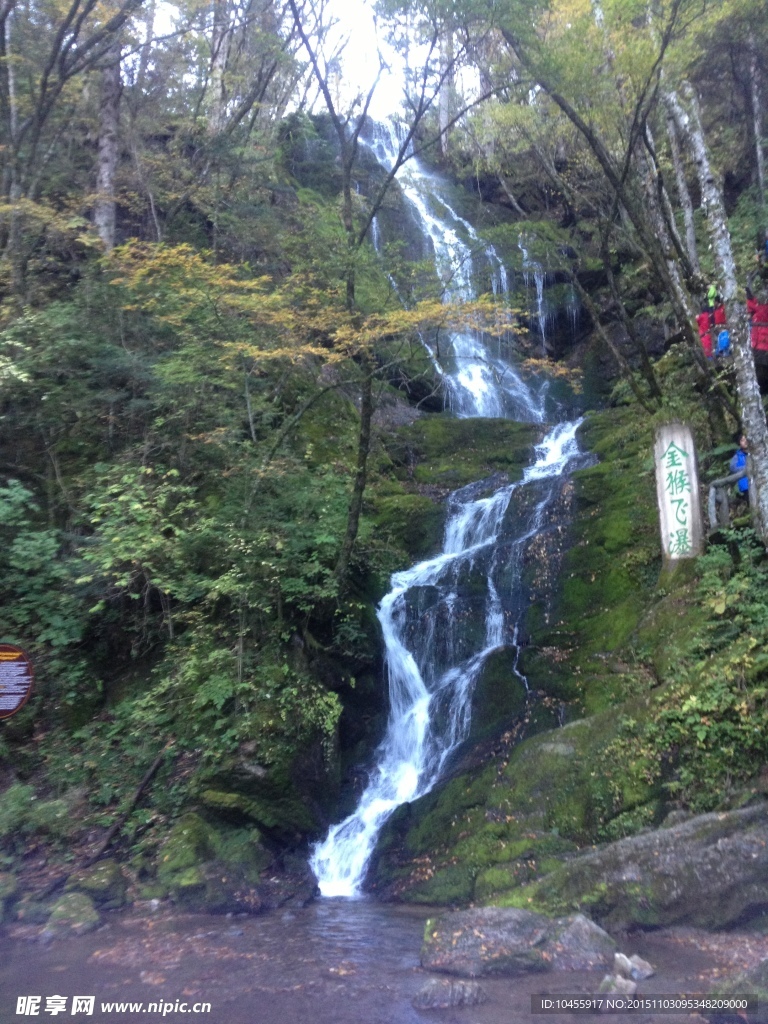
[
  {"left": 508, "top": 803, "right": 768, "bottom": 930},
  {"left": 155, "top": 812, "right": 314, "bottom": 914},
  {"left": 421, "top": 907, "right": 615, "bottom": 978},
  {"left": 44, "top": 893, "right": 100, "bottom": 939}
]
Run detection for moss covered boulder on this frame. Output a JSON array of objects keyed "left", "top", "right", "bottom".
[
  {"left": 45, "top": 893, "right": 99, "bottom": 938},
  {"left": 65, "top": 860, "right": 127, "bottom": 909},
  {"left": 198, "top": 788, "right": 314, "bottom": 835},
  {"left": 498, "top": 803, "right": 768, "bottom": 930},
  {"left": 156, "top": 812, "right": 281, "bottom": 913}
]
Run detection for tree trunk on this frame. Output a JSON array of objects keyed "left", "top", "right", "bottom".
[
  {"left": 438, "top": 30, "right": 454, "bottom": 159},
  {"left": 501, "top": 29, "right": 703, "bottom": 357},
  {"left": 93, "top": 40, "right": 122, "bottom": 250},
  {"left": 334, "top": 356, "right": 373, "bottom": 583},
  {"left": 634, "top": 140, "right": 700, "bottom": 337},
  {"left": 671, "top": 83, "right": 768, "bottom": 544},
  {"left": 642, "top": 122, "right": 698, "bottom": 290},
  {"left": 748, "top": 38, "right": 766, "bottom": 214},
  {"left": 599, "top": 236, "right": 662, "bottom": 402},
  {"left": 664, "top": 102, "right": 701, "bottom": 276},
  {"left": 209, "top": 0, "right": 232, "bottom": 134}
]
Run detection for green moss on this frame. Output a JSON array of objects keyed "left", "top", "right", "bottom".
[
  {"left": 401, "top": 864, "right": 475, "bottom": 904},
  {"left": 157, "top": 813, "right": 216, "bottom": 879},
  {"left": 216, "top": 828, "right": 272, "bottom": 875},
  {"left": 468, "top": 649, "right": 529, "bottom": 743},
  {"left": 198, "top": 781, "right": 315, "bottom": 834},
  {"left": 370, "top": 493, "right": 445, "bottom": 558},
  {"left": 387, "top": 417, "right": 539, "bottom": 489},
  {"left": 65, "top": 860, "right": 127, "bottom": 909},
  {"left": 46, "top": 893, "right": 100, "bottom": 936}
]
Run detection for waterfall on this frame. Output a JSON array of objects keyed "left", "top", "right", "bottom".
[
  {"left": 310, "top": 121, "right": 585, "bottom": 898},
  {"left": 519, "top": 235, "right": 550, "bottom": 353}
]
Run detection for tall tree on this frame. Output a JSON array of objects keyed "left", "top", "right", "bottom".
[{"left": 93, "top": 40, "right": 123, "bottom": 250}]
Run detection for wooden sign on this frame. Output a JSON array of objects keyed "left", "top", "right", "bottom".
[
  {"left": 0, "top": 645, "right": 34, "bottom": 720},
  {"left": 654, "top": 424, "right": 703, "bottom": 561}
]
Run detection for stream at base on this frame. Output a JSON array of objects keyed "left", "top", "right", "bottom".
[{"left": 1, "top": 902, "right": 764, "bottom": 1023}]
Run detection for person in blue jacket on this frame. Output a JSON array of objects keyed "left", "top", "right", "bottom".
[{"left": 729, "top": 435, "right": 749, "bottom": 495}]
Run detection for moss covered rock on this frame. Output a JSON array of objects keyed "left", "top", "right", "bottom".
[
  {"left": 45, "top": 893, "right": 100, "bottom": 938},
  {"left": 155, "top": 812, "right": 276, "bottom": 914},
  {"left": 157, "top": 813, "right": 216, "bottom": 879},
  {"left": 706, "top": 957, "right": 768, "bottom": 1024},
  {"left": 387, "top": 417, "right": 540, "bottom": 490},
  {"left": 65, "top": 859, "right": 127, "bottom": 909},
  {"left": 198, "top": 788, "right": 314, "bottom": 834},
  {"left": 497, "top": 803, "right": 768, "bottom": 930},
  {"left": 468, "top": 648, "right": 528, "bottom": 744}
]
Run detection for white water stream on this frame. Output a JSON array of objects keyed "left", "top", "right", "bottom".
[{"left": 310, "top": 122, "right": 585, "bottom": 897}]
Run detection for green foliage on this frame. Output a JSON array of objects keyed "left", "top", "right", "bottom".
[
  {"left": 0, "top": 784, "right": 78, "bottom": 849},
  {"left": 647, "top": 529, "right": 768, "bottom": 809}
]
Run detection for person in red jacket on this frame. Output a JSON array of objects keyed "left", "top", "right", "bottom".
[
  {"left": 696, "top": 302, "right": 713, "bottom": 358},
  {"left": 747, "top": 286, "right": 768, "bottom": 352}
]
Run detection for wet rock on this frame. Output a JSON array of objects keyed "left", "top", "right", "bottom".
[
  {"left": 511, "top": 803, "right": 768, "bottom": 930},
  {"left": 259, "top": 863, "right": 318, "bottom": 910},
  {"left": 65, "top": 859, "right": 127, "bottom": 909},
  {"left": 613, "top": 951, "right": 654, "bottom": 980},
  {"left": 412, "top": 978, "right": 488, "bottom": 1009},
  {"left": 546, "top": 914, "right": 619, "bottom": 970},
  {"left": 421, "top": 907, "right": 615, "bottom": 978},
  {"left": 45, "top": 893, "right": 100, "bottom": 938},
  {"left": 599, "top": 974, "right": 637, "bottom": 995}
]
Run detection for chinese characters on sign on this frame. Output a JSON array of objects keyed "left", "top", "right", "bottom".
[
  {"left": 0, "top": 645, "right": 33, "bottom": 720},
  {"left": 654, "top": 424, "right": 703, "bottom": 561}
]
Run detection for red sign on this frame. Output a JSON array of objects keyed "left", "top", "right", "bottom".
[{"left": 0, "top": 645, "right": 33, "bottom": 720}]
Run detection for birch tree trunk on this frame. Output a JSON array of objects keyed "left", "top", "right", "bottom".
[
  {"left": 748, "top": 38, "right": 765, "bottom": 213},
  {"left": 664, "top": 102, "right": 701, "bottom": 276},
  {"left": 634, "top": 141, "right": 698, "bottom": 328},
  {"left": 669, "top": 83, "right": 768, "bottom": 544},
  {"left": 209, "top": 0, "right": 232, "bottom": 134},
  {"left": 93, "top": 41, "right": 122, "bottom": 251},
  {"left": 642, "top": 123, "right": 698, "bottom": 290}
]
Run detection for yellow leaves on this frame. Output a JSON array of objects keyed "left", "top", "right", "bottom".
[
  {"left": 0, "top": 198, "right": 93, "bottom": 245},
  {"left": 106, "top": 241, "right": 521, "bottom": 369}
]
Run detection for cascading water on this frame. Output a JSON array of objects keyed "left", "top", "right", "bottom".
[
  {"left": 519, "top": 235, "right": 550, "bottom": 353},
  {"left": 310, "top": 122, "right": 586, "bottom": 897},
  {"left": 364, "top": 123, "right": 540, "bottom": 420}
]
